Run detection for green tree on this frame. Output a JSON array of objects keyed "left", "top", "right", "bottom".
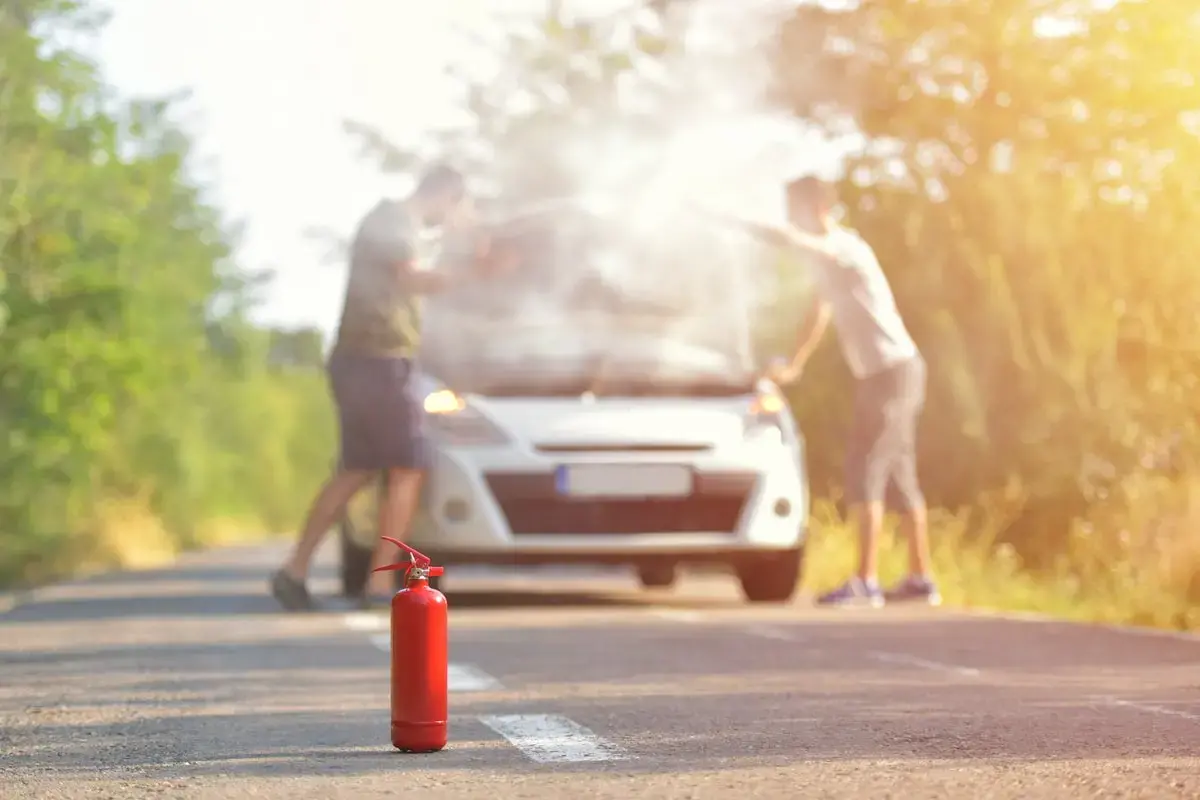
[
  {"left": 1, "top": 0, "right": 334, "bottom": 586},
  {"left": 775, "top": 1, "right": 1200, "bottom": 549},
  {"left": 336, "top": 0, "right": 1200, "bottom": 625}
]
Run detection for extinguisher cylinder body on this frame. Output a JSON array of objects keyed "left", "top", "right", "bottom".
[{"left": 390, "top": 575, "right": 449, "bottom": 752}]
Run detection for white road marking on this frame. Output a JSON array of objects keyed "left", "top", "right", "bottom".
[
  {"left": 343, "top": 612, "right": 388, "bottom": 632},
  {"left": 1096, "top": 696, "right": 1200, "bottom": 722},
  {"left": 870, "top": 650, "right": 981, "bottom": 678},
  {"left": 479, "top": 714, "right": 628, "bottom": 763},
  {"left": 366, "top": 634, "right": 503, "bottom": 691},
  {"left": 745, "top": 624, "right": 807, "bottom": 642},
  {"left": 448, "top": 664, "right": 504, "bottom": 692},
  {"left": 650, "top": 609, "right": 704, "bottom": 623}
]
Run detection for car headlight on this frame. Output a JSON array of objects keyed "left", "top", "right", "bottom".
[
  {"left": 745, "top": 384, "right": 787, "bottom": 439},
  {"left": 422, "top": 389, "right": 509, "bottom": 445}
]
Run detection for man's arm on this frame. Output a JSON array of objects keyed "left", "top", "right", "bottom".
[
  {"left": 778, "top": 294, "right": 832, "bottom": 381},
  {"left": 395, "top": 262, "right": 457, "bottom": 294},
  {"left": 687, "top": 203, "right": 838, "bottom": 259},
  {"left": 357, "top": 200, "right": 482, "bottom": 295},
  {"left": 736, "top": 219, "right": 838, "bottom": 260}
]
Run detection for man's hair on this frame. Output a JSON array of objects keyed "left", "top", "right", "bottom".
[
  {"left": 786, "top": 175, "right": 836, "bottom": 210},
  {"left": 414, "top": 163, "right": 466, "bottom": 200}
]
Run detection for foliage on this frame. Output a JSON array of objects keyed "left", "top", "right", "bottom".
[
  {"left": 342, "top": 0, "right": 1200, "bottom": 628},
  {"left": 0, "top": 0, "right": 333, "bottom": 586},
  {"left": 773, "top": 0, "right": 1200, "bottom": 567},
  {"left": 780, "top": 0, "right": 1200, "bottom": 625},
  {"left": 8, "top": 0, "right": 1198, "bottom": 632}
]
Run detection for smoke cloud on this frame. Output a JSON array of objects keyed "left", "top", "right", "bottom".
[{"left": 425, "top": 0, "right": 818, "bottom": 387}]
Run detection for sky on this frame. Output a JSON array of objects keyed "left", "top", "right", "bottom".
[
  {"left": 92, "top": 1, "right": 525, "bottom": 338},
  {"left": 89, "top": 0, "right": 829, "bottom": 340},
  {"left": 87, "top": 1, "right": 1088, "bottom": 341}
]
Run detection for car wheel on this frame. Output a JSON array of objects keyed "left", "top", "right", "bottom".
[
  {"left": 737, "top": 547, "right": 803, "bottom": 603},
  {"left": 637, "top": 562, "right": 677, "bottom": 589},
  {"left": 339, "top": 518, "right": 372, "bottom": 599}
]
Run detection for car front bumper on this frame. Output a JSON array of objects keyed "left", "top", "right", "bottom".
[{"left": 407, "top": 433, "right": 808, "bottom": 559}]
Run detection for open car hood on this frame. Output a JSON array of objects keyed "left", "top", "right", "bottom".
[
  {"left": 418, "top": 195, "right": 759, "bottom": 394},
  {"left": 470, "top": 396, "right": 751, "bottom": 448},
  {"left": 420, "top": 320, "right": 755, "bottom": 398}
]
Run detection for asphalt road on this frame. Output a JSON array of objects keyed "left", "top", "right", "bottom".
[{"left": 1, "top": 540, "right": 1198, "bottom": 799}]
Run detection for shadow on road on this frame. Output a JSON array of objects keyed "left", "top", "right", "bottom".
[
  {"left": 1, "top": 564, "right": 744, "bottom": 624},
  {"left": 4, "top": 614, "right": 1197, "bottom": 678},
  {"left": 440, "top": 587, "right": 740, "bottom": 611},
  {"left": 0, "top": 586, "right": 738, "bottom": 624}
]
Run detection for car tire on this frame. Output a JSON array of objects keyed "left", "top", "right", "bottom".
[
  {"left": 637, "top": 562, "right": 677, "bottom": 589},
  {"left": 737, "top": 546, "right": 803, "bottom": 603}
]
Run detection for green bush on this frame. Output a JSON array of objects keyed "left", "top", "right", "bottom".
[
  {"left": 0, "top": 2, "right": 334, "bottom": 587},
  {"left": 5, "top": 0, "right": 1199, "bottom": 640}
]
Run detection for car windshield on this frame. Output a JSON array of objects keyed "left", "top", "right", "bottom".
[{"left": 418, "top": 200, "right": 759, "bottom": 397}]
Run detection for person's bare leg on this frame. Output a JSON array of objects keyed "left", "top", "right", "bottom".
[
  {"left": 282, "top": 469, "right": 375, "bottom": 581},
  {"left": 854, "top": 500, "right": 885, "bottom": 582},
  {"left": 366, "top": 468, "right": 425, "bottom": 596},
  {"left": 900, "top": 499, "right": 932, "bottom": 577}
]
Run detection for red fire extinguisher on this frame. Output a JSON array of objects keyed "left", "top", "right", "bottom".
[{"left": 372, "top": 536, "right": 448, "bottom": 752}]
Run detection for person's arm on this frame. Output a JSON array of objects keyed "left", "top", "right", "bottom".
[
  {"left": 396, "top": 262, "right": 457, "bottom": 294},
  {"left": 736, "top": 219, "right": 839, "bottom": 260},
  {"left": 793, "top": 295, "right": 833, "bottom": 365},
  {"left": 687, "top": 203, "right": 839, "bottom": 259},
  {"left": 775, "top": 294, "right": 832, "bottom": 383},
  {"left": 362, "top": 202, "right": 484, "bottom": 295}
]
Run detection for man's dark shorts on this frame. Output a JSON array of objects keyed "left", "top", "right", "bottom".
[
  {"left": 844, "top": 355, "right": 926, "bottom": 510},
  {"left": 327, "top": 351, "right": 428, "bottom": 472}
]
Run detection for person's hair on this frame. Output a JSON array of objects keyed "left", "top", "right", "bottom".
[
  {"left": 786, "top": 175, "right": 836, "bottom": 211},
  {"left": 414, "top": 163, "right": 466, "bottom": 201}
]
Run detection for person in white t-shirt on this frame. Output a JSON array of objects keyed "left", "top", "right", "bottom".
[{"left": 714, "top": 176, "right": 940, "bottom": 608}]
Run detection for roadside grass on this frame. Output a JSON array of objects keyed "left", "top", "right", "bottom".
[
  {"left": 71, "top": 497, "right": 276, "bottom": 580},
  {"left": 802, "top": 491, "right": 1200, "bottom": 632},
  {"left": 802, "top": 501, "right": 1079, "bottom": 618},
  {"left": 10, "top": 479, "right": 1199, "bottom": 634}
]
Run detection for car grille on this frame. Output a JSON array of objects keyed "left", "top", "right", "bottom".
[{"left": 483, "top": 471, "right": 755, "bottom": 535}]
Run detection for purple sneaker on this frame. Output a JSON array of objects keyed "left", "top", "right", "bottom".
[
  {"left": 816, "top": 577, "right": 884, "bottom": 608},
  {"left": 883, "top": 575, "right": 943, "bottom": 606}
]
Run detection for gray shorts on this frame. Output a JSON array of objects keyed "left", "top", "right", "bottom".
[
  {"left": 844, "top": 355, "right": 926, "bottom": 510},
  {"left": 327, "top": 351, "right": 428, "bottom": 472}
]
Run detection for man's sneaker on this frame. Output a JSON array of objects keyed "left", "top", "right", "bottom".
[
  {"left": 816, "top": 577, "right": 885, "bottom": 608},
  {"left": 883, "top": 574, "right": 942, "bottom": 606},
  {"left": 270, "top": 569, "right": 318, "bottom": 612}
]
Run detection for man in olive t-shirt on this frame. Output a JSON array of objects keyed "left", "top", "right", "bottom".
[{"left": 270, "top": 164, "right": 477, "bottom": 612}]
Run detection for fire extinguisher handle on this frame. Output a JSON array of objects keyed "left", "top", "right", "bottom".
[
  {"left": 379, "top": 536, "right": 431, "bottom": 567},
  {"left": 373, "top": 537, "right": 443, "bottom": 580}
]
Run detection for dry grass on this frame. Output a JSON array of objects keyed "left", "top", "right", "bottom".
[
  {"left": 75, "top": 496, "right": 274, "bottom": 578},
  {"left": 41, "top": 473, "right": 1200, "bottom": 634},
  {"left": 803, "top": 483, "right": 1200, "bottom": 632}
]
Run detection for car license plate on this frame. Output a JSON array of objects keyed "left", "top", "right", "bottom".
[{"left": 555, "top": 464, "right": 693, "bottom": 498}]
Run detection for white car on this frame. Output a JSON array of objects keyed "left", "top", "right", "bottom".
[{"left": 338, "top": 201, "right": 808, "bottom": 603}]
